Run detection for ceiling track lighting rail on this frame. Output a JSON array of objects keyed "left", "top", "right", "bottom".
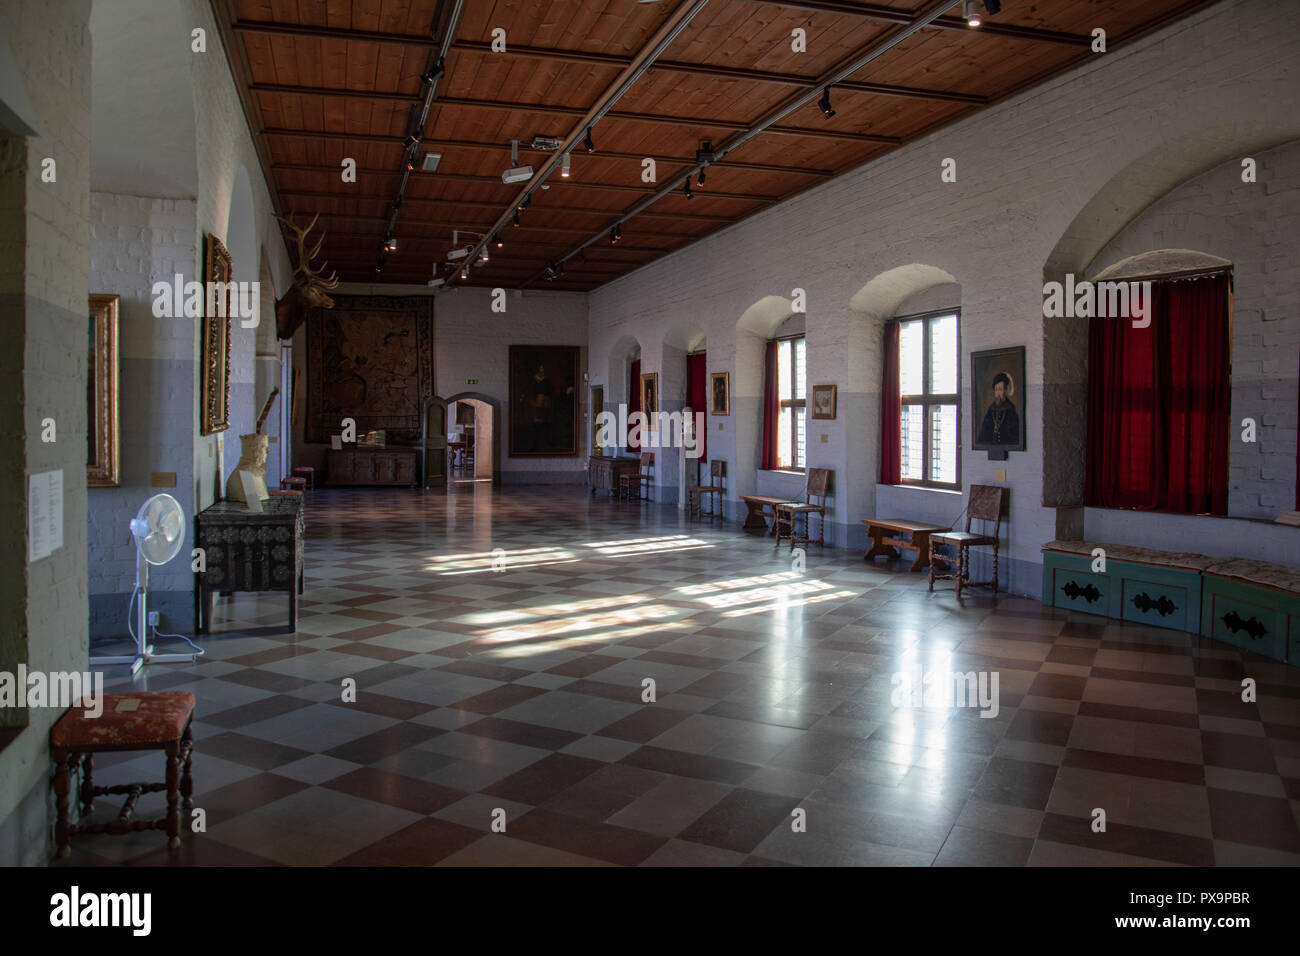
[
  {"left": 374, "top": 0, "right": 464, "bottom": 274},
  {"left": 456, "top": 0, "right": 711, "bottom": 281},
  {"left": 521, "top": 0, "right": 956, "bottom": 289}
]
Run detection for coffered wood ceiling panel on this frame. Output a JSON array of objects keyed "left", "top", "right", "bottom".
[{"left": 217, "top": 0, "right": 1217, "bottom": 292}]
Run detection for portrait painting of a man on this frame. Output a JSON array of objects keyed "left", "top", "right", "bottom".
[
  {"left": 509, "top": 345, "right": 579, "bottom": 455},
  {"left": 971, "top": 347, "right": 1026, "bottom": 452}
]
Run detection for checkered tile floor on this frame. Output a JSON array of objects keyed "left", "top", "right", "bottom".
[{"left": 66, "top": 485, "right": 1300, "bottom": 866}]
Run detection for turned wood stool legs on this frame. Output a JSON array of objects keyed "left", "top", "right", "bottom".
[{"left": 51, "top": 716, "right": 196, "bottom": 858}]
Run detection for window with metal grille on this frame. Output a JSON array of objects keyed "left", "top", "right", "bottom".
[
  {"left": 776, "top": 336, "right": 806, "bottom": 470},
  {"left": 897, "top": 312, "right": 959, "bottom": 489}
]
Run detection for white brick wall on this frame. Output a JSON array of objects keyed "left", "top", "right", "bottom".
[
  {"left": 87, "top": 192, "right": 199, "bottom": 606},
  {"left": 0, "top": 0, "right": 93, "bottom": 866},
  {"left": 586, "top": 0, "right": 1300, "bottom": 593}
]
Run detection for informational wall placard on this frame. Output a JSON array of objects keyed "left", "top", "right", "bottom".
[{"left": 28, "top": 469, "right": 64, "bottom": 562}]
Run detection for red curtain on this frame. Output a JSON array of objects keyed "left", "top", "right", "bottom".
[
  {"left": 1085, "top": 273, "right": 1230, "bottom": 514},
  {"left": 880, "top": 322, "right": 901, "bottom": 485},
  {"left": 760, "top": 340, "right": 779, "bottom": 470},
  {"left": 686, "top": 352, "right": 707, "bottom": 462},
  {"left": 628, "top": 358, "right": 641, "bottom": 453}
]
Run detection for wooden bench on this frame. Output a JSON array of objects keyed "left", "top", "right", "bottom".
[
  {"left": 862, "top": 518, "right": 948, "bottom": 572},
  {"left": 741, "top": 495, "right": 786, "bottom": 535}
]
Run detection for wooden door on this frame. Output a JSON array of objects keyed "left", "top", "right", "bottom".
[{"left": 423, "top": 397, "right": 448, "bottom": 488}]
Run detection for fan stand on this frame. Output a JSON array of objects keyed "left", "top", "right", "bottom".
[{"left": 90, "top": 548, "right": 198, "bottom": 676}]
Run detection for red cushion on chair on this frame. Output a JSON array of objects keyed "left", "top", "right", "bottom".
[{"left": 50, "top": 692, "right": 195, "bottom": 750}]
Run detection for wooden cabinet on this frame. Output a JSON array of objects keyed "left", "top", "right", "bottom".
[
  {"left": 326, "top": 448, "right": 419, "bottom": 487},
  {"left": 589, "top": 455, "right": 638, "bottom": 497},
  {"left": 195, "top": 496, "right": 304, "bottom": 632}
]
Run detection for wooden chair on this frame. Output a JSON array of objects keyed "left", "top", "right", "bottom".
[
  {"left": 928, "top": 485, "right": 1007, "bottom": 597},
  {"left": 620, "top": 452, "right": 655, "bottom": 501},
  {"left": 774, "top": 468, "right": 831, "bottom": 550},
  {"left": 691, "top": 460, "right": 725, "bottom": 520}
]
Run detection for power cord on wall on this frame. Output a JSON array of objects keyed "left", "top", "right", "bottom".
[{"left": 125, "top": 585, "right": 205, "bottom": 656}]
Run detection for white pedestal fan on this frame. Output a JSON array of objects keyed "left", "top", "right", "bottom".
[{"left": 90, "top": 493, "right": 202, "bottom": 675}]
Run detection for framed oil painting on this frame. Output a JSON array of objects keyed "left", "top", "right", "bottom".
[
  {"left": 509, "top": 344, "right": 579, "bottom": 456},
  {"left": 200, "top": 234, "right": 233, "bottom": 435},
  {"left": 811, "top": 384, "right": 837, "bottom": 420},
  {"left": 710, "top": 372, "right": 730, "bottom": 416},
  {"left": 640, "top": 371, "right": 659, "bottom": 418},
  {"left": 971, "top": 346, "right": 1026, "bottom": 454},
  {"left": 87, "top": 294, "right": 120, "bottom": 487}
]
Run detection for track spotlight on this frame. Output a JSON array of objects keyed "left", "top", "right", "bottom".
[
  {"left": 698, "top": 168, "right": 706, "bottom": 187},
  {"left": 480, "top": 247, "right": 489, "bottom": 263},
  {"left": 513, "top": 210, "right": 520, "bottom": 227},
  {"left": 421, "top": 60, "right": 445, "bottom": 83},
  {"left": 494, "top": 234, "right": 504, "bottom": 248},
  {"left": 405, "top": 156, "right": 417, "bottom": 171},
  {"left": 583, "top": 128, "right": 595, "bottom": 153},
  {"left": 520, "top": 195, "right": 531, "bottom": 210},
  {"left": 460, "top": 266, "right": 469, "bottom": 279},
  {"left": 683, "top": 179, "right": 693, "bottom": 199},
  {"left": 384, "top": 237, "right": 397, "bottom": 252},
  {"left": 963, "top": 0, "right": 981, "bottom": 26},
  {"left": 561, "top": 153, "right": 571, "bottom": 178},
  {"left": 404, "top": 133, "right": 421, "bottom": 150},
  {"left": 818, "top": 87, "right": 835, "bottom": 119}
]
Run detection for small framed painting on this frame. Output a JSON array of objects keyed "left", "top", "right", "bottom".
[
  {"left": 709, "top": 372, "right": 730, "bottom": 416},
  {"left": 971, "top": 346, "right": 1026, "bottom": 453},
  {"left": 640, "top": 371, "right": 659, "bottom": 417},
  {"left": 811, "top": 384, "right": 837, "bottom": 420}
]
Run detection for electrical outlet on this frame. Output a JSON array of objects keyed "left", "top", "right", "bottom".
[
  {"left": 820, "top": 433, "right": 828, "bottom": 443},
  {"left": 147, "top": 611, "right": 160, "bottom": 627}
]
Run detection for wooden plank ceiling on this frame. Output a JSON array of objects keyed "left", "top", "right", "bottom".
[{"left": 219, "top": 0, "right": 1214, "bottom": 292}]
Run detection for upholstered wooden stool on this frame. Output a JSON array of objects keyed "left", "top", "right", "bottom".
[
  {"left": 291, "top": 466, "right": 315, "bottom": 489},
  {"left": 280, "top": 475, "right": 307, "bottom": 492},
  {"left": 50, "top": 691, "right": 196, "bottom": 857}
]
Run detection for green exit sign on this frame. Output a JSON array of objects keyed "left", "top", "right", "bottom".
[{"left": 466, "top": 378, "right": 478, "bottom": 385}]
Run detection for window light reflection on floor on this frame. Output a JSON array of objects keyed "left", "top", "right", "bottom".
[{"left": 423, "top": 545, "right": 576, "bottom": 574}]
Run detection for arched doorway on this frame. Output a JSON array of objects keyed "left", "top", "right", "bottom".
[{"left": 424, "top": 392, "right": 503, "bottom": 488}]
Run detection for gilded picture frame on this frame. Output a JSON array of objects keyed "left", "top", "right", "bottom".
[
  {"left": 87, "top": 294, "right": 120, "bottom": 487},
  {"left": 710, "top": 372, "right": 730, "bottom": 416},
  {"left": 200, "top": 234, "right": 233, "bottom": 435},
  {"left": 640, "top": 371, "right": 659, "bottom": 417},
  {"left": 811, "top": 384, "right": 837, "bottom": 420}
]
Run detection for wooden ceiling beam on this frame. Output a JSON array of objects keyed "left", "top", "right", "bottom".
[
  {"left": 285, "top": 211, "right": 696, "bottom": 242},
  {"left": 262, "top": 128, "right": 835, "bottom": 177},
  {"left": 276, "top": 188, "right": 750, "bottom": 223},
  {"left": 231, "top": 13, "right": 1088, "bottom": 52},
  {"left": 251, "top": 85, "right": 900, "bottom": 144},
  {"left": 447, "top": 40, "right": 985, "bottom": 105},
  {"left": 271, "top": 163, "right": 778, "bottom": 201},
  {"left": 746, "top": 2, "right": 1091, "bottom": 45}
]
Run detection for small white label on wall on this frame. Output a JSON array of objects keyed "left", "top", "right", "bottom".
[{"left": 28, "top": 469, "right": 64, "bottom": 562}]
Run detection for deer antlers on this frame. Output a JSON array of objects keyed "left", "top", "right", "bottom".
[{"left": 276, "top": 213, "right": 340, "bottom": 290}]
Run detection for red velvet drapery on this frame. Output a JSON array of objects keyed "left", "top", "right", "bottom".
[
  {"left": 628, "top": 358, "right": 641, "bottom": 453},
  {"left": 1085, "top": 273, "right": 1230, "bottom": 514},
  {"left": 880, "top": 322, "right": 902, "bottom": 485},
  {"left": 686, "top": 351, "right": 707, "bottom": 462},
  {"left": 760, "top": 340, "right": 779, "bottom": 470}
]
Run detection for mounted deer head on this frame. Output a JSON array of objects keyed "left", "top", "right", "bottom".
[{"left": 275, "top": 212, "right": 340, "bottom": 339}]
